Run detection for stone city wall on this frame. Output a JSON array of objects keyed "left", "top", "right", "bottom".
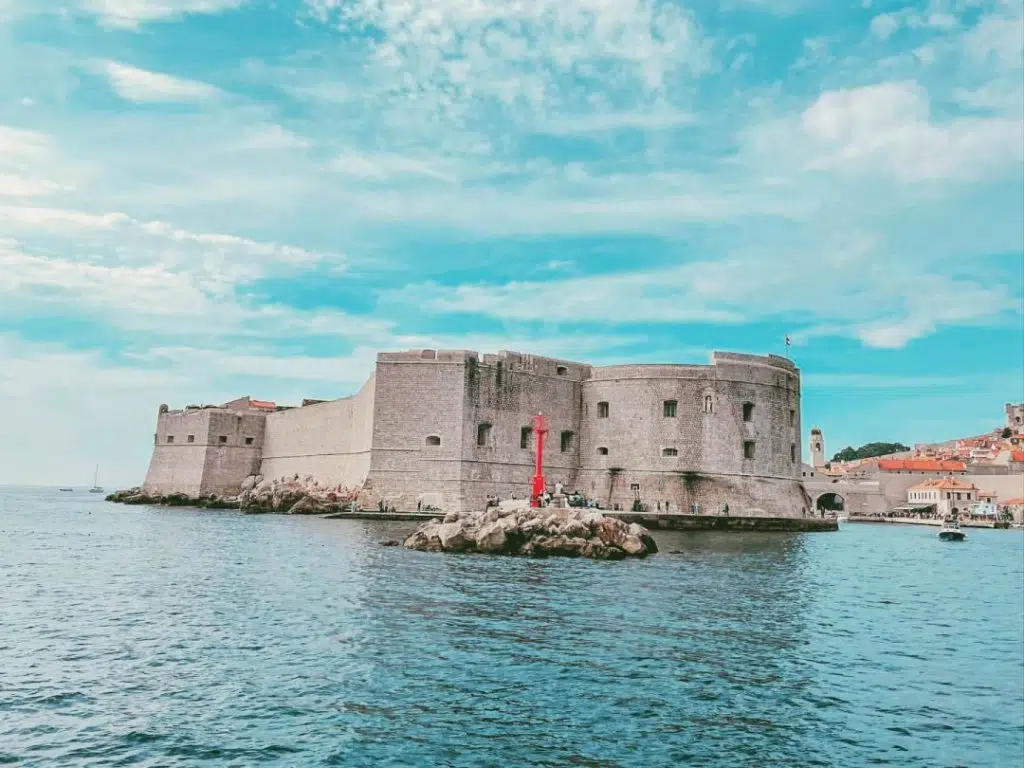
[
  {"left": 259, "top": 373, "right": 376, "bottom": 489},
  {"left": 143, "top": 407, "right": 264, "bottom": 496}
]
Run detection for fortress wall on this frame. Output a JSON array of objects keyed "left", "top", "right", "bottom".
[
  {"left": 198, "top": 411, "right": 265, "bottom": 495},
  {"left": 260, "top": 374, "right": 376, "bottom": 489},
  {"left": 457, "top": 351, "right": 586, "bottom": 510},
  {"left": 366, "top": 353, "right": 468, "bottom": 511},
  {"left": 143, "top": 409, "right": 213, "bottom": 496},
  {"left": 577, "top": 354, "right": 803, "bottom": 514}
]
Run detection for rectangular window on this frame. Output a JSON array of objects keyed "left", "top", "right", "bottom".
[
  {"left": 742, "top": 403, "right": 755, "bottom": 422},
  {"left": 663, "top": 400, "right": 677, "bottom": 418},
  {"left": 743, "top": 441, "right": 756, "bottom": 459},
  {"left": 245, "top": 437, "right": 254, "bottom": 446},
  {"left": 520, "top": 426, "right": 532, "bottom": 450},
  {"left": 662, "top": 447, "right": 678, "bottom": 457},
  {"left": 477, "top": 423, "right": 492, "bottom": 447},
  {"left": 166, "top": 435, "right": 174, "bottom": 444},
  {"left": 187, "top": 435, "right": 195, "bottom": 443},
  {"left": 789, "top": 409, "right": 795, "bottom": 427},
  {"left": 597, "top": 401, "right": 609, "bottom": 418},
  {"left": 791, "top": 443, "right": 796, "bottom": 463},
  {"left": 218, "top": 435, "right": 227, "bottom": 444},
  {"left": 560, "top": 431, "right": 574, "bottom": 453}
]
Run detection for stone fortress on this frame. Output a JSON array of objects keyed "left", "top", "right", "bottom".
[{"left": 143, "top": 348, "right": 812, "bottom": 518}]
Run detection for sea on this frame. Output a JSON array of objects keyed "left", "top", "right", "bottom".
[{"left": 1, "top": 487, "right": 1022, "bottom": 767}]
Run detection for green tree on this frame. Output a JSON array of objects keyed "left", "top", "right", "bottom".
[
  {"left": 1002, "top": 427, "right": 1013, "bottom": 439},
  {"left": 832, "top": 442, "right": 910, "bottom": 463}
]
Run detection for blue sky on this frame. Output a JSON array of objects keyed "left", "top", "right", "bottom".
[{"left": 0, "top": 0, "right": 1021, "bottom": 486}]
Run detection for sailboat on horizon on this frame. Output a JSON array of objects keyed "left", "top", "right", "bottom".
[{"left": 89, "top": 465, "right": 104, "bottom": 494}]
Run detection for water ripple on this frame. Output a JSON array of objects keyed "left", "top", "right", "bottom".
[{"left": 1, "top": 488, "right": 1022, "bottom": 767}]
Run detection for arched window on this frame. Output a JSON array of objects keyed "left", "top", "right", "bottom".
[
  {"left": 597, "top": 401, "right": 609, "bottom": 418},
  {"left": 742, "top": 402, "right": 755, "bottom": 422},
  {"left": 425, "top": 435, "right": 441, "bottom": 446},
  {"left": 704, "top": 394, "right": 713, "bottom": 413},
  {"left": 597, "top": 446, "right": 609, "bottom": 455}
]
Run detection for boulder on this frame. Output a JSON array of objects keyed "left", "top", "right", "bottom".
[
  {"left": 437, "top": 522, "right": 473, "bottom": 552},
  {"left": 475, "top": 521, "right": 508, "bottom": 553},
  {"left": 403, "top": 506, "right": 657, "bottom": 560}
]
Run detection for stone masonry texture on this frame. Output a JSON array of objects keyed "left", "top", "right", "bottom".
[{"left": 142, "top": 349, "right": 810, "bottom": 517}]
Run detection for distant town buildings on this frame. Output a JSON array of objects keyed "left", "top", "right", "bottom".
[{"left": 803, "top": 403, "right": 1024, "bottom": 525}]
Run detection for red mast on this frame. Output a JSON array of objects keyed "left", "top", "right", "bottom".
[{"left": 531, "top": 413, "right": 549, "bottom": 507}]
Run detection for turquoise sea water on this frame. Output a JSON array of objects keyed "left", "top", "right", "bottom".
[{"left": 1, "top": 487, "right": 1022, "bottom": 767}]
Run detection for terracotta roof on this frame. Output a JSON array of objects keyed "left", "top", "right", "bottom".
[
  {"left": 907, "top": 478, "right": 977, "bottom": 491},
  {"left": 878, "top": 458, "right": 967, "bottom": 472},
  {"left": 1001, "top": 498, "right": 1024, "bottom": 506},
  {"left": 249, "top": 399, "right": 276, "bottom": 409}
]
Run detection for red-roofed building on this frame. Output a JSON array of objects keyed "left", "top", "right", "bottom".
[
  {"left": 1000, "top": 498, "right": 1024, "bottom": 525},
  {"left": 878, "top": 458, "right": 967, "bottom": 474}
]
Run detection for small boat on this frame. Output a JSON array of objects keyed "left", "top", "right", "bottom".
[
  {"left": 59, "top": 487, "right": 74, "bottom": 492},
  {"left": 938, "top": 518, "right": 966, "bottom": 541},
  {"left": 88, "top": 464, "right": 104, "bottom": 494}
]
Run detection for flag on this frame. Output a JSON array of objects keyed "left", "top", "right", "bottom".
[{"left": 785, "top": 334, "right": 791, "bottom": 348}]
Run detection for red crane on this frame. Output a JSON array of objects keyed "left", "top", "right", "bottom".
[{"left": 530, "top": 413, "right": 549, "bottom": 507}]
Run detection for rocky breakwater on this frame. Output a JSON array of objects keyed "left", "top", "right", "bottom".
[
  {"left": 106, "top": 475, "right": 360, "bottom": 515},
  {"left": 403, "top": 502, "right": 658, "bottom": 559}
]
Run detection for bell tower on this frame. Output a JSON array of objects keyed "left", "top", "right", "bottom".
[{"left": 810, "top": 427, "right": 826, "bottom": 468}]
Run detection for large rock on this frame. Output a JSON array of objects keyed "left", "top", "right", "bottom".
[{"left": 403, "top": 506, "right": 657, "bottom": 560}]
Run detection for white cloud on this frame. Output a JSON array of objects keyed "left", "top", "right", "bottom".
[
  {"left": 536, "top": 108, "right": 696, "bottom": 135},
  {"left": 384, "top": 233, "right": 1020, "bottom": 349},
  {"left": 750, "top": 81, "right": 1024, "bottom": 184},
  {"left": 81, "top": 0, "right": 246, "bottom": 28},
  {"left": 99, "top": 61, "right": 221, "bottom": 103},
  {"left": 870, "top": 13, "right": 900, "bottom": 40},
  {"left": 330, "top": 153, "right": 455, "bottom": 182}
]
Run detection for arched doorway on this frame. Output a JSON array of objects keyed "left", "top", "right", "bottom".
[{"left": 815, "top": 492, "right": 845, "bottom": 517}]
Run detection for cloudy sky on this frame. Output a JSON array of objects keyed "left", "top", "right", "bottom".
[{"left": 1, "top": 0, "right": 1021, "bottom": 487}]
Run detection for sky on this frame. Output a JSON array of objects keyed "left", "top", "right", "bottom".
[{"left": 0, "top": 0, "right": 1021, "bottom": 487}]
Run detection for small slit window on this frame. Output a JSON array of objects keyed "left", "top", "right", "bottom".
[
  {"left": 425, "top": 435, "right": 441, "bottom": 446},
  {"left": 704, "top": 395, "right": 713, "bottom": 413},
  {"left": 166, "top": 435, "right": 174, "bottom": 444},
  {"left": 477, "top": 423, "right": 491, "bottom": 447},
  {"left": 791, "top": 443, "right": 796, "bottom": 463},
  {"left": 187, "top": 435, "right": 195, "bottom": 443},
  {"left": 218, "top": 435, "right": 228, "bottom": 444},
  {"left": 789, "top": 409, "right": 796, "bottom": 427},
  {"left": 597, "top": 401, "right": 609, "bottom": 418},
  {"left": 744, "top": 441, "right": 756, "bottom": 459},
  {"left": 520, "top": 427, "right": 532, "bottom": 450},
  {"left": 742, "top": 402, "right": 755, "bottom": 422},
  {"left": 556, "top": 365, "right": 568, "bottom": 376},
  {"left": 662, "top": 447, "right": 678, "bottom": 457},
  {"left": 597, "top": 446, "right": 609, "bottom": 455},
  {"left": 663, "top": 400, "right": 677, "bottom": 418},
  {"left": 560, "top": 431, "right": 574, "bottom": 453}
]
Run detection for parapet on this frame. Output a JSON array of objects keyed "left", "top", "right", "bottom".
[{"left": 711, "top": 351, "right": 798, "bottom": 372}]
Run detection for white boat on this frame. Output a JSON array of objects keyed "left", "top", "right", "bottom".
[
  {"left": 938, "top": 518, "right": 966, "bottom": 541},
  {"left": 88, "top": 465, "right": 104, "bottom": 494}
]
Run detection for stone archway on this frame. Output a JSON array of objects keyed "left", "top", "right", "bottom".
[{"left": 815, "top": 492, "right": 845, "bottom": 517}]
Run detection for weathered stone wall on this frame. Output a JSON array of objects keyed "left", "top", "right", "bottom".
[
  {"left": 365, "top": 351, "right": 469, "bottom": 511},
  {"left": 576, "top": 353, "right": 803, "bottom": 516},
  {"left": 143, "top": 408, "right": 213, "bottom": 496},
  {"left": 457, "top": 351, "right": 587, "bottom": 512},
  {"left": 143, "top": 407, "right": 264, "bottom": 496},
  {"left": 199, "top": 410, "right": 265, "bottom": 495},
  {"left": 260, "top": 374, "right": 375, "bottom": 488}
]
